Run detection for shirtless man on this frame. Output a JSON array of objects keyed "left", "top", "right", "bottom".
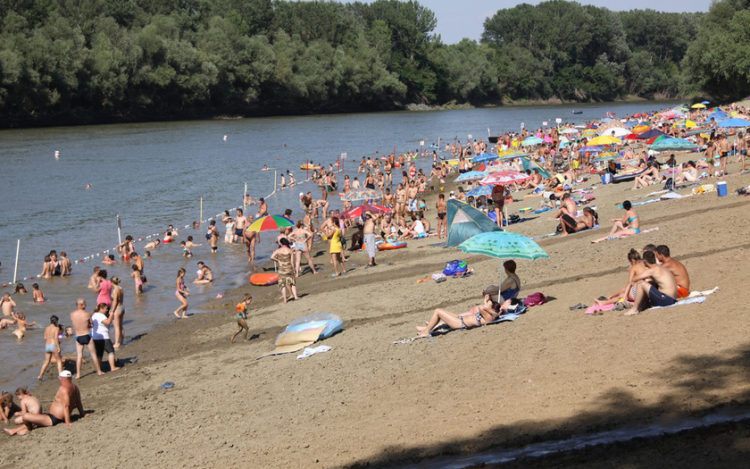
[
  {"left": 655, "top": 245, "right": 690, "bottom": 298},
  {"left": 234, "top": 209, "right": 248, "bottom": 243},
  {"left": 718, "top": 134, "right": 731, "bottom": 176},
  {"left": 70, "top": 299, "right": 102, "bottom": 378},
  {"left": 244, "top": 228, "right": 259, "bottom": 262},
  {"left": 14, "top": 371, "right": 87, "bottom": 434},
  {"left": 624, "top": 251, "right": 678, "bottom": 316},
  {"left": 115, "top": 235, "right": 135, "bottom": 260},
  {"left": 380, "top": 213, "right": 394, "bottom": 240},
  {"left": 316, "top": 188, "right": 329, "bottom": 219},
  {"left": 383, "top": 188, "right": 394, "bottom": 208},
  {"left": 3, "top": 388, "right": 42, "bottom": 436},
  {"left": 363, "top": 212, "right": 377, "bottom": 268},
  {"left": 88, "top": 266, "right": 101, "bottom": 289},
  {"left": 551, "top": 193, "right": 577, "bottom": 220},
  {"left": 256, "top": 198, "right": 268, "bottom": 219}
]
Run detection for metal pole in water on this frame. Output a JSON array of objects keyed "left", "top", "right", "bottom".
[
  {"left": 13, "top": 239, "right": 20, "bottom": 284},
  {"left": 117, "top": 215, "right": 122, "bottom": 245},
  {"left": 200, "top": 198, "right": 203, "bottom": 222},
  {"left": 243, "top": 183, "right": 247, "bottom": 213}
]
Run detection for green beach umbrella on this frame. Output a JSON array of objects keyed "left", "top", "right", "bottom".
[
  {"left": 247, "top": 215, "right": 294, "bottom": 232},
  {"left": 520, "top": 156, "right": 549, "bottom": 178},
  {"left": 458, "top": 231, "right": 549, "bottom": 293}
]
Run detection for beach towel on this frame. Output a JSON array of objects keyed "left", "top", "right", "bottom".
[
  {"left": 648, "top": 296, "right": 706, "bottom": 310},
  {"left": 603, "top": 227, "right": 659, "bottom": 242},
  {"left": 258, "top": 326, "right": 326, "bottom": 358},
  {"left": 392, "top": 312, "right": 522, "bottom": 344},
  {"left": 687, "top": 286, "right": 719, "bottom": 298}
]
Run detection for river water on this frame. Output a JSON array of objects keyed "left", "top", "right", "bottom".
[{"left": 0, "top": 101, "right": 674, "bottom": 390}]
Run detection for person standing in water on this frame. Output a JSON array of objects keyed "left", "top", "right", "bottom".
[
  {"left": 174, "top": 268, "right": 189, "bottom": 319},
  {"left": 38, "top": 315, "right": 63, "bottom": 380},
  {"left": 110, "top": 277, "right": 125, "bottom": 349}
]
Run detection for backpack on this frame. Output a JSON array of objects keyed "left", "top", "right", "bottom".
[
  {"left": 523, "top": 292, "right": 547, "bottom": 306},
  {"left": 442, "top": 260, "right": 468, "bottom": 276}
]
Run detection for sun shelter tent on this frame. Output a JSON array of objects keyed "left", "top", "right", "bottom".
[{"left": 445, "top": 199, "right": 502, "bottom": 248}]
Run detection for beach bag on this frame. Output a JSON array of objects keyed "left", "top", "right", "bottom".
[
  {"left": 523, "top": 292, "right": 547, "bottom": 306},
  {"left": 431, "top": 273, "right": 447, "bottom": 283},
  {"left": 442, "top": 260, "right": 468, "bottom": 276},
  {"left": 601, "top": 173, "right": 612, "bottom": 184},
  {"left": 663, "top": 177, "right": 674, "bottom": 191}
]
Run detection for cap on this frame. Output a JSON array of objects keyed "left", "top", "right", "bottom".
[
  {"left": 59, "top": 370, "right": 73, "bottom": 378},
  {"left": 299, "top": 192, "right": 304, "bottom": 197}
]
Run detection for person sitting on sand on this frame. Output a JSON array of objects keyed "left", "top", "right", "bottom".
[
  {"left": 592, "top": 201, "right": 640, "bottom": 243},
  {"left": 655, "top": 245, "right": 690, "bottom": 298},
  {"left": 1, "top": 391, "right": 20, "bottom": 424},
  {"left": 623, "top": 251, "right": 678, "bottom": 316},
  {"left": 560, "top": 207, "right": 598, "bottom": 236},
  {"left": 594, "top": 249, "right": 648, "bottom": 308},
  {"left": 675, "top": 161, "right": 699, "bottom": 184},
  {"left": 551, "top": 192, "right": 577, "bottom": 221},
  {"left": 8, "top": 388, "right": 41, "bottom": 429},
  {"left": 7, "top": 370, "right": 88, "bottom": 435},
  {"left": 397, "top": 215, "right": 426, "bottom": 240},
  {"left": 415, "top": 287, "right": 521, "bottom": 337},
  {"left": 631, "top": 162, "right": 662, "bottom": 190}
]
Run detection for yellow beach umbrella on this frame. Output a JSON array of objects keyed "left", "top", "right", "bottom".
[
  {"left": 633, "top": 125, "right": 650, "bottom": 133},
  {"left": 587, "top": 135, "right": 622, "bottom": 146},
  {"left": 731, "top": 111, "right": 739, "bottom": 117},
  {"left": 691, "top": 103, "right": 706, "bottom": 109},
  {"left": 673, "top": 120, "right": 697, "bottom": 129}
]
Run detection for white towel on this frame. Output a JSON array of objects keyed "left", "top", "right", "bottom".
[{"left": 296, "top": 345, "right": 332, "bottom": 359}]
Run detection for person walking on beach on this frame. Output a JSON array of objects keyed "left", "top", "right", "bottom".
[
  {"left": 436, "top": 193, "right": 447, "bottom": 239},
  {"left": 719, "top": 134, "right": 731, "bottom": 176},
  {"left": 38, "top": 315, "right": 63, "bottom": 380},
  {"left": 231, "top": 294, "right": 253, "bottom": 343},
  {"left": 110, "top": 277, "right": 125, "bottom": 349},
  {"left": 291, "top": 221, "right": 317, "bottom": 276},
  {"left": 174, "top": 268, "right": 189, "bottom": 319},
  {"left": 91, "top": 302, "right": 120, "bottom": 373},
  {"left": 322, "top": 217, "right": 347, "bottom": 277},
  {"left": 363, "top": 212, "right": 377, "bottom": 268},
  {"left": 70, "top": 299, "right": 102, "bottom": 379},
  {"left": 271, "top": 239, "right": 299, "bottom": 303}
]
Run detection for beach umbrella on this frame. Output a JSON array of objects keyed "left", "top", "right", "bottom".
[
  {"left": 691, "top": 103, "right": 706, "bottom": 109},
  {"left": 636, "top": 129, "right": 668, "bottom": 140},
  {"left": 673, "top": 120, "right": 697, "bottom": 129},
  {"left": 708, "top": 111, "right": 726, "bottom": 122},
  {"left": 717, "top": 117, "right": 750, "bottom": 128},
  {"left": 594, "top": 152, "right": 621, "bottom": 161},
  {"left": 701, "top": 101, "right": 710, "bottom": 105},
  {"left": 624, "top": 133, "right": 640, "bottom": 141},
  {"left": 475, "top": 163, "right": 487, "bottom": 172},
  {"left": 471, "top": 153, "right": 498, "bottom": 163},
  {"left": 632, "top": 125, "right": 650, "bottom": 134},
  {"left": 598, "top": 127, "right": 630, "bottom": 138},
  {"left": 480, "top": 170, "right": 531, "bottom": 186},
  {"left": 521, "top": 136, "right": 543, "bottom": 146},
  {"left": 650, "top": 138, "right": 696, "bottom": 152},
  {"left": 520, "top": 157, "right": 550, "bottom": 178},
  {"left": 601, "top": 117, "right": 613, "bottom": 123},
  {"left": 340, "top": 204, "right": 391, "bottom": 220},
  {"left": 454, "top": 171, "right": 487, "bottom": 183},
  {"left": 247, "top": 215, "right": 295, "bottom": 232},
  {"left": 340, "top": 189, "right": 381, "bottom": 202},
  {"left": 560, "top": 128, "right": 579, "bottom": 134},
  {"left": 580, "top": 145, "right": 605, "bottom": 155},
  {"left": 457, "top": 231, "right": 549, "bottom": 290},
  {"left": 587, "top": 135, "right": 622, "bottom": 146},
  {"left": 466, "top": 185, "right": 493, "bottom": 198},
  {"left": 497, "top": 150, "right": 530, "bottom": 159},
  {"left": 646, "top": 135, "right": 668, "bottom": 145}
]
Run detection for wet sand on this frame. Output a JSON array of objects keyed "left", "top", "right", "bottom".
[{"left": 2, "top": 152, "right": 750, "bottom": 468}]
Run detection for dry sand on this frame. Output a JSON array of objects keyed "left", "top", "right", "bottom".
[{"left": 2, "top": 151, "right": 750, "bottom": 468}]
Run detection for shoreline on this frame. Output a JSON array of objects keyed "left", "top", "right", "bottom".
[{"left": 4, "top": 137, "right": 750, "bottom": 467}]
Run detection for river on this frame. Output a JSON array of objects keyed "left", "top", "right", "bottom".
[{"left": 0, "top": 100, "right": 676, "bottom": 390}]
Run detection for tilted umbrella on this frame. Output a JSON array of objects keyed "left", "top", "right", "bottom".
[
  {"left": 636, "top": 129, "right": 669, "bottom": 140},
  {"left": 471, "top": 153, "right": 498, "bottom": 163},
  {"left": 480, "top": 170, "right": 531, "bottom": 186},
  {"left": 457, "top": 231, "right": 549, "bottom": 292},
  {"left": 454, "top": 171, "right": 487, "bottom": 183},
  {"left": 497, "top": 151, "right": 530, "bottom": 159},
  {"left": 466, "top": 185, "right": 493, "bottom": 198},
  {"left": 520, "top": 156, "right": 549, "bottom": 178},
  {"left": 246, "top": 215, "right": 295, "bottom": 232},
  {"left": 340, "top": 204, "right": 391, "bottom": 220},
  {"left": 717, "top": 117, "right": 750, "bottom": 128},
  {"left": 650, "top": 138, "right": 696, "bottom": 152},
  {"left": 521, "top": 136, "right": 543, "bottom": 146},
  {"left": 587, "top": 135, "right": 622, "bottom": 146},
  {"left": 594, "top": 152, "right": 621, "bottom": 161},
  {"left": 691, "top": 103, "right": 706, "bottom": 109}
]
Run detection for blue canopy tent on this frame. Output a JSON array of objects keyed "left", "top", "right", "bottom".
[{"left": 445, "top": 199, "right": 502, "bottom": 248}]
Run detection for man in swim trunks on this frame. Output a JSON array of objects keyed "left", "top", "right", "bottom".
[
  {"left": 363, "top": 212, "right": 377, "bottom": 269},
  {"left": 406, "top": 181, "right": 419, "bottom": 215},
  {"left": 234, "top": 209, "right": 248, "bottom": 242},
  {"left": 13, "top": 371, "right": 87, "bottom": 434},
  {"left": 655, "top": 245, "right": 690, "bottom": 298},
  {"left": 719, "top": 134, "right": 731, "bottom": 175},
  {"left": 624, "top": 251, "right": 678, "bottom": 316},
  {"left": 70, "top": 299, "right": 102, "bottom": 378}
]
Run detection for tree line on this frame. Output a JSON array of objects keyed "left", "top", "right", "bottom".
[{"left": 0, "top": 0, "right": 745, "bottom": 127}]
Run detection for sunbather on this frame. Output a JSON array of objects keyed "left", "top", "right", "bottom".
[
  {"left": 591, "top": 201, "right": 640, "bottom": 243},
  {"left": 560, "top": 207, "right": 598, "bottom": 236},
  {"left": 594, "top": 249, "right": 648, "bottom": 307},
  {"left": 415, "top": 287, "right": 520, "bottom": 337},
  {"left": 623, "top": 251, "right": 678, "bottom": 315}
]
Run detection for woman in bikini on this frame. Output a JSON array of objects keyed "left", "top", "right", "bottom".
[
  {"left": 110, "top": 277, "right": 125, "bottom": 349},
  {"left": 594, "top": 249, "right": 648, "bottom": 307},
  {"left": 395, "top": 184, "right": 406, "bottom": 218},
  {"left": 436, "top": 193, "right": 448, "bottom": 238},
  {"left": 592, "top": 200, "right": 640, "bottom": 243},
  {"left": 173, "top": 268, "right": 189, "bottom": 319},
  {"left": 291, "top": 221, "right": 317, "bottom": 277},
  {"left": 415, "top": 287, "right": 519, "bottom": 337}
]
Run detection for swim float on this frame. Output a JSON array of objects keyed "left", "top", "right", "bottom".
[
  {"left": 300, "top": 164, "right": 321, "bottom": 170},
  {"left": 249, "top": 273, "right": 278, "bottom": 286},
  {"left": 285, "top": 313, "right": 343, "bottom": 340},
  {"left": 378, "top": 241, "right": 407, "bottom": 251}
]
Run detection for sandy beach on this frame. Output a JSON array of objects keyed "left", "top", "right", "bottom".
[{"left": 3, "top": 148, "right": 750, "bottom": 468}]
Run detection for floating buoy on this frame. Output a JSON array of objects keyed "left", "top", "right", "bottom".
[
  {"left": 54, "top": 151, "right": 60, "bottom": 159},
  {"left": 223, "top": 135, "right": 227, "bottom": 141}
]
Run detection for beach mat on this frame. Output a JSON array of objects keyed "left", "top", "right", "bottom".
[{"left": 258, "top": 326, "right": 326, "bottom": 358}]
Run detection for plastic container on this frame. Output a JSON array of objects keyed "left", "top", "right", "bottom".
[{"left": 717, "top": 181, "right": 727, "bottom": 197}]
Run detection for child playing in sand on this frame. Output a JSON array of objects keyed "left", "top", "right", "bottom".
[
  {"left": 231, "top": 294, "right": 253, "bottom": 343},
  {"left": 32, "top": 283, "right": 45, "bottom": 303},
  {"left": 13, "top": 312, "right": 36, "bottom": 339},
  {"left": 1, "top": 391, "right": 20, "bottom": 424}
]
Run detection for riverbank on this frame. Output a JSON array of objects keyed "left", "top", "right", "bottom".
[{"left": 3, "top": 147, "right": 750, "bottom": 467}]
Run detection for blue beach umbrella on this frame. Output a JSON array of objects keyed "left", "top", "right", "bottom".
[
  {"left": 717, "top": 117, "right": 750, "bottom": 128},
  {"left": 454, "top": 171, "right": 487, "bottom": 183},
  {"left": 457, "top": 231, "right": 549, "bottom": 288},
  {"left": 466, "top": 185, "right": 493, "bottom": 198},
  {"left": 650, "top": 138, "right": 696, "bottom": 152},
  {"left": 471, "top": 153, "right": 498, "bottom": 163}
]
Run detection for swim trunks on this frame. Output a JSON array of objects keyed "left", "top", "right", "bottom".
[
  {"left": 46, "top": 413, "right": 63, "bottom": 426},
  {"left": 721, "top": 152, "right": 728, "bottom": 157},
  {"left": 364, "top": 233, "right": 376, "bottom": 259},
  {"left": 45, "top": 343, "right": 57, "bottom": 353},
  {"left": 676, "top": 285, "right": 690, "bottom": 299},
  {"left": 408, "top": 199, "right": 417, "bottom": 212},
  {"left": 234, "top": 228, "right": 243, "bottom": 237},
  {"left": 648, "top": 286, "right": 677, "bottom": 308},
  {"left": 76, "top": 335, "right": 91, "bottom": 346}
]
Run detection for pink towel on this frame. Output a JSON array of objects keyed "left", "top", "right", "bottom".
[{"left": 585, "top": 303, "right": 615, "bottom": 315}]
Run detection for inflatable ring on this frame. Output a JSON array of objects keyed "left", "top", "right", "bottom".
[
  {"left": 378, "top": 241, "right": 407, "bottom": 251},
  {"left": 300, "top": 164, "right": 321, "bottom": 170},
  {"left": 249, "top": 273, "right": 278, "bottom": 286}
]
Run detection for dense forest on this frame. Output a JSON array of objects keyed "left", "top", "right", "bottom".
[{"left": 0, "top": 0, "right": 747, "bottom": 127}]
